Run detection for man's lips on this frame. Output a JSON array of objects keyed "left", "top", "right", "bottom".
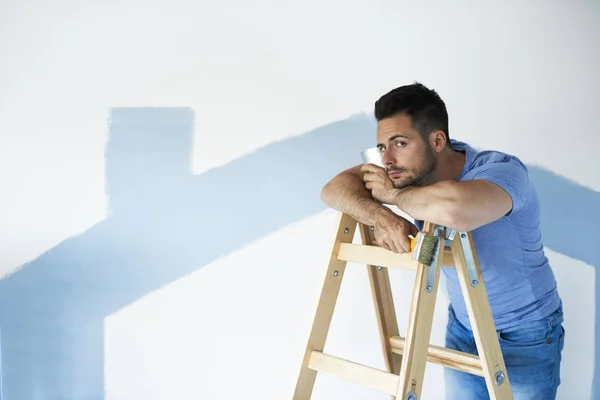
[{"left": 388, "top": 170, "right": 404, "bottom": 178}]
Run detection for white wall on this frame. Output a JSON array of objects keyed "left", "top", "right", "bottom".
[{"left": 1, "top": 0, "right": 598, "bottom": 399}]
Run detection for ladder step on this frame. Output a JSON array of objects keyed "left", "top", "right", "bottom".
[
  {"left": 307, "top": 351, "right": 399, "bottom": 395},
  {"left": 389, "top": 335, "right": 484, "bottom": 376},
  {"left": 337, "top": 243, "right": 455, "bottom": 270}
]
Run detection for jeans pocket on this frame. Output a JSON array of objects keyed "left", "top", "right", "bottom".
[
  {"left": 497, "top": 320, "right": 561, "bottom": 392},
  {"left": 497, "top": 319, "right": 552, "bottom": 347},
  {"left": 559, "top": 325, "right": 565, "bottom": 352}
]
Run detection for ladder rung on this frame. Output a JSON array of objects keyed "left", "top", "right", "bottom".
[
  {"left": 389, "top": 335, "right": 484, "bottom": 376},
  {"left": 337, "top": 243, "right": 455, "bottom": 270},
  {"left": 308, "top": 351, "right": 399, "bottom": 395}
]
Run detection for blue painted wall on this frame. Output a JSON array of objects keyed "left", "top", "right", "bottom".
[{"left": 0, "top": 109, "right": 597, "bottom": 399}]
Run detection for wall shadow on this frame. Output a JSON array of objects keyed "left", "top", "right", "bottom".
[
  {"left": 0, "top": 108, "right": 597, "bottom": 399},
  {"left": 527, "top": 165, "right": 600, "bottom": 398}
]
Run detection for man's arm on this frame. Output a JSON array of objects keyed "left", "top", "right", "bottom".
[
  {"left": 362, "top": 159, "right": 529, "bottom": 232},
  {"left": 321, "top": 165, "right": 419, "bottom": 253},
  {"left": 392, "top": 179, "right": 513, "bottom": 232},
  {"left": 320, "top": 164, "right": 394, "bottom": 226}
]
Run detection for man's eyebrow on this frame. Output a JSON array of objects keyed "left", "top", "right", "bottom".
[{"left": 377, "top": 134, "right": 410, "bottom": 147}]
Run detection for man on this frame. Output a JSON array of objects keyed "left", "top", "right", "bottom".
[{"left": 320, "top": 82, "right": 565, "bottom": 399}]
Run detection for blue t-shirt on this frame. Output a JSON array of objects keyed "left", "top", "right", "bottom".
[{"left": 415, "top": 139, "right": 561, "bottom": 331}]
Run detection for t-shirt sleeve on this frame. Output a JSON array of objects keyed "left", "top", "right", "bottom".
[{"left": 470, "top": 159, "right": 530, "bottom": 216}]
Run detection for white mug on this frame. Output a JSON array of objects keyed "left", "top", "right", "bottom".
[{"left": 360, "top": 147, "right": 384, "bottom": 167}]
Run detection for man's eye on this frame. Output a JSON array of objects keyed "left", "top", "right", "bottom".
[{"left": 396, "top": 141, "right": 406, "bottom": 147}]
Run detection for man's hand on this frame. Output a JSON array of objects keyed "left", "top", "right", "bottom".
[
  {"left": 361, "top": 164, "right": 399, "bottom": 205},
  {"left": 372, "top": 208, "right": 419, "bottom": 253}
]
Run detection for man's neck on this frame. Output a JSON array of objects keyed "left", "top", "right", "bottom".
[{"left": 433, "top": 146, "right": 466, "bottom": 182}]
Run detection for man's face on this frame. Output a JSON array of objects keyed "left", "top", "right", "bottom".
[{"left": 376, "top": 114, "right": 436, "bottom": 188}]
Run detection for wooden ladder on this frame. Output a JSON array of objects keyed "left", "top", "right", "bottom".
[{"left": 292, "top": 212, "right": 513, "bottom": 399}]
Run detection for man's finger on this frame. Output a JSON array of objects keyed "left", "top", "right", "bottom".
[
  {"left": 380, "top": 238, "right": 395, "bottom": 253},
  {"left": 387, "top": 240, "right": 399, "bottom": 253},
  {"left": 362, "top": 172, "right": 374, "bottom": 182},
  {"left": 361, "top": 163, "right": 383, "bottom": 174},
  {"left": 379, "top": 240, "right": 391, "bottom": 252},
  {"left": 398, "top": 236, "right": 411, "bottom": 253}
]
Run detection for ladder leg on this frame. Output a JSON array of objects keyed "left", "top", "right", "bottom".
[
  {"left": 293, "top": 212, "right": 358, "bottom": 400},
  {"left": 358, "top": 223, "right": 402, "bottom": 399},
  {"left": 450, "top": 231, "right": 514, "bottom": 400},
  {"left": 395, "top": 223, "right": 445, "bottom": 400}
]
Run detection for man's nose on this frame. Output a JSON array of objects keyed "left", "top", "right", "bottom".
[{"left": 381, "top": 149, "right": 394, "bottom": 166}]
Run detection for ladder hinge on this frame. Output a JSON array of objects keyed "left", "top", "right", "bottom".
[{"left": 458, "top": 232, "right": 479, "bottom": 287}]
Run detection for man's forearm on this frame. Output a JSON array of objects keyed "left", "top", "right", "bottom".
[
  {"left": 393, "top": 179, "right": 512, "bottom": 231},
  {"left": 393, "top": 182, "right": 457, "bottom": 227},
  {"left": 321, "top": 172, "right": 393, "bottom": 226}
]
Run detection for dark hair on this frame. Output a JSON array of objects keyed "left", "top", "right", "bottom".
[{"left": 374, "top": 82, "right": 449, "bottom": 142}]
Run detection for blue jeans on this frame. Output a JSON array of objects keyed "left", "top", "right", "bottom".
[{"left": 444, "top": 303, "right": 565, "bottom": 399}]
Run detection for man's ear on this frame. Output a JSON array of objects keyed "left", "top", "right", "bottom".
[{"left": 429, "top": 130, "right": 447, "bottom": 153}]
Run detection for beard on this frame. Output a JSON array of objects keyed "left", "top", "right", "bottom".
[{"left": 388, "top": 145, "right": 436, "bottom": 189}]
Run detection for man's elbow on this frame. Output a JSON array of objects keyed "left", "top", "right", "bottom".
[
  {"left": 321, "top": 175, "right": 345, "bottom": 207},
  {"left": 442, "top": 199, "right": 508, "bottom": 232},
  {"left": 320, "top": 181, "right": 335, "bottom": 206},
  {"left": 445, "top": 210, "right": 477, "bottom": 232},
  {"left": 436, "top": 201, "right": 474, "bottom": 232},
  {"left": 424, "top": 181, "right": 471, "bottom": 231},
  {"left": 435, "top": 180, "right": 508, "bottom": 232},
  {"left": 320, "top": 167, "right": 362, "bottom": 206}
]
